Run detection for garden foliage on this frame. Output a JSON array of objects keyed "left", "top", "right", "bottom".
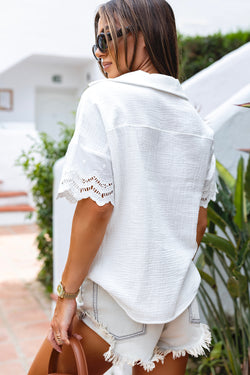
[{"left": 178, "top": 30, "right": 250, "bottom": 82}]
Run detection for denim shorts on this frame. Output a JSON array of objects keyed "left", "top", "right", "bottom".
[{"left": 76, "top": 278, "right": 211, "bottom": 372}]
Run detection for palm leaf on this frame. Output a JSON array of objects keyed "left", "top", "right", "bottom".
[
  {"left": 216, "top": 159, "right": 235, "bottom": 191},
  {"left": 235, "top": 102, "right": 250, "bottom": 108},
  {"left": 245, "top": 155, "right": 250, "bottom": 202},
  {"left": 237, "top": 239, "right": 250, "bottom": 268},
  {"left": 202, "top": 233, "right": 236, "bottom": 261},
  {"left": 198, "top": 269, "right": 217, "bottom": 290},
  {"left": 234, "top": 157, "right": 247, "bottom": 229},
  {"left": 207, "top": 205, "right": 227, "bottom": 233}
]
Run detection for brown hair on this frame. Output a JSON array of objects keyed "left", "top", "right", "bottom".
[{"left": 94, "top": 0, "right": 179, "bottom": 79}]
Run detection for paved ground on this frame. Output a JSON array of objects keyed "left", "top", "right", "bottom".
[{"left": 0, "top": 224, "right": 51, "bottom": 374}]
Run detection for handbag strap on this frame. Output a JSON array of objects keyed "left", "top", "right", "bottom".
[{"left": 48, "top": 336, "right": 88, "bottom": 375}]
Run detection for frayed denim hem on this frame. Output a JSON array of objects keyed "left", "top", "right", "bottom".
[
  {"left": 77, "top": 310, "right": 212, "bottom": 373},
  {"left": 155, "top": 323, "right": 212, "bottom": 361}
]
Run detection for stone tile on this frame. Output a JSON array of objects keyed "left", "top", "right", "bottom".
[
  {"left": 0, "top": 282, "right": 30, "bottom": 300},
  {"left": 0, "top": 234, "right": 42, "bottom": 282},
  {"left": 5, "top": 307, "right": 48, "bottom": 326},
  {"left": 0, "top": 224, "right": 39, "bottom": 236},
  {"left": 0, "top": 294, "right": 41, "bottom": 311},
  {"left": 0, "top": 340, "right": 18, "bottom": 361},
  {"left": 25, "top": 356, "right": 36, "bottom": 372},
  {"left": 13, "top": 321, "right": 50, "bottom": 341},
  {"left": 9, "top": 224, "right": 39, "bottom": 235},
  {"left": 25, "top": 280, "right": 52, "bottom": 319},
  {"left": 0, "top": 314, "right": 5, "bottom": 327},
  {"left": 0, "top": 326, "right": 10, "bottom": 342},
  {"left": 0, "top": 360, "right": 26, "bottom": 375},
  {"left": 0, "top": 224, "right": 52, "bottom": 372},
  {"left": 0, "top": 226, "right": 15, "bottom": 235},
  {"left": 19, "top": 337, "right": 45, "bottom": 359}
]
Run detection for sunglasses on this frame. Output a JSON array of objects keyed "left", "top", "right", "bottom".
[{"left": 92, "top": 26, "right": 131, "bottom": 60}]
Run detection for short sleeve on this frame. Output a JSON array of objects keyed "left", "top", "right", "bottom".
[
  {"left": 200, "top": 143, "right": 218, "bottom": 208},
  {"left": 56, "top": 89, "right": 115, "bottom": 207}
]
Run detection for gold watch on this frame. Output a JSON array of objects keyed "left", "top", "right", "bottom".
[{"left": 56, "top": 281, "right": 79, "bottom": 299}]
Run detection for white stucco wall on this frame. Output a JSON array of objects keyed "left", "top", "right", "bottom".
[
  {"left": 0, "top": 128, "right": 39, "bottom": 191},
  {"left": 182, "top": 42, "right": 250, "bottom": 119},
  {"left": 0, "top": 58, "right": 93, "bottom": 125},
  {"left": 53, "top": 158, "right": 76, "bottom": 292},
  {"left": 206, "top": 84, "right": 250, "bottom": 177},
  {"left": 0, "top": 57, "right": 102, "bottom": 192}
]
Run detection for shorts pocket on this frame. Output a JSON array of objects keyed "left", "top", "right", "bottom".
[
  {"left": 188, "top": 297, "right": 201, "bottom": 324},
  {"left": 93, "top": 281, "right": 146, "bottom": 341}
]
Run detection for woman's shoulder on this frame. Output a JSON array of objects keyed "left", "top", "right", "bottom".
[
  {"left": 86, "top": 77, "right": 121, "bottom": 95},
  {"left": 79, "top": 77, "right": 130, "bottom": 110},
  {"left": 88, "top": 76, "right": 124, "bottom": 92}
]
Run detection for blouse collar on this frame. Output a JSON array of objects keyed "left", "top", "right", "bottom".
[{"left": 89, "top": 70, "right": 188, "bottom": 100}]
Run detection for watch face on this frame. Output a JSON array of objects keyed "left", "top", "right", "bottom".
[{"left": 57, "top": 283, "right": 64, "bottom": 297}]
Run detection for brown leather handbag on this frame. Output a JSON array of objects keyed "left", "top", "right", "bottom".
[{"left": 48, "top": 336, "right": 88, "bottom": 375}]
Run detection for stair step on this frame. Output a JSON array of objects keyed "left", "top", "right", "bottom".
[
  {"left": 0, "top": 195, "right": 30, "bottom": 207},
  {"left": 0, "top": 191, "right": 28, "bottom": 198},
  {"left": 0, "top": 211, "right": 36, "bottom": 226},
  {"left": 0, "top": 204, "right": 35, "bottom": 213}
]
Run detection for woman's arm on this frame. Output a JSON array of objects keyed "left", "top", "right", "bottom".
[
  {"left": 61, "top": 197, "right": 114, "bottom": 293},
  {"left": 48, "top": 197, "right": 113, "bottom": 351},
  {"left": 196, "top": 206, "right": 207, "bottom": 248}
]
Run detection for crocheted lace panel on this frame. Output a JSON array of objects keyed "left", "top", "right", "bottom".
[
  {"left": 200, "top": 183, "right": 219, "bottom": 208},
  {"left": 56, "top": 170, "right": 114, "bottom": 207}
]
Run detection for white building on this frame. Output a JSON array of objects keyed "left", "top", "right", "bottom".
[{"left": 0, "top": 0, "right": 104, "bottom": 224}]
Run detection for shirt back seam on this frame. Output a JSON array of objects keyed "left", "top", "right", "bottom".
[{"left": 106, "top": 124, "right": 214, "bottom": 140}]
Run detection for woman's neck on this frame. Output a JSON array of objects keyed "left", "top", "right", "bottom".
[{"left": 134, "top": 56, "right": 160, "bottom": 75}]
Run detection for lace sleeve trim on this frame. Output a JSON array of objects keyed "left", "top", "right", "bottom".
[
  {"left": 56, "top": 170, "right": 115, "bottom": 207},
  {"left": 200, "top": 183, "right": 219, "bottom": 208}
]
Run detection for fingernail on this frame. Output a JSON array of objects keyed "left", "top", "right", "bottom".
[{"left": 73, "top": 333, "right": 82, "bottom": 340}]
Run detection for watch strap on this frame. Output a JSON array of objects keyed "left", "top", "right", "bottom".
[
  {"left": 58, "top": 281, "right": 79, "bottom": 299},
  {"left": 63, "top": 290, "right": 79, "bottom": 298}
]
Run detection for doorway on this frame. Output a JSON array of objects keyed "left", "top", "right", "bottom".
[{"left": 35, "top": 87, "right": 79, "bottom": 141}]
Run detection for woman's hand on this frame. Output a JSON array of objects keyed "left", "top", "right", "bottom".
[{"left": 47, "top": 298, "right": 82, "bottom": 352}]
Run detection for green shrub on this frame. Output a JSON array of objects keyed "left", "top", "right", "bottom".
[
  {"left": 178, "top": 29, "right": 250, "bottom": 82},
  {"left": 15, "top": 121, "right": 75, "bottom": 292}
]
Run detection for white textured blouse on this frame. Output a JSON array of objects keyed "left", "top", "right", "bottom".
[{"left": 56, "top": 70, "right": 218, "bottom": 324}]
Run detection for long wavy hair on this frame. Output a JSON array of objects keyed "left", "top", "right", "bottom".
[{"left": 94, "top": 0, "right": 179, "bottom": 79}]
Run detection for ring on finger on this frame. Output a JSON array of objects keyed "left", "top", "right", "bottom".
[{"left": 55, "top": 334, "right": 62, "bottom": 341}]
